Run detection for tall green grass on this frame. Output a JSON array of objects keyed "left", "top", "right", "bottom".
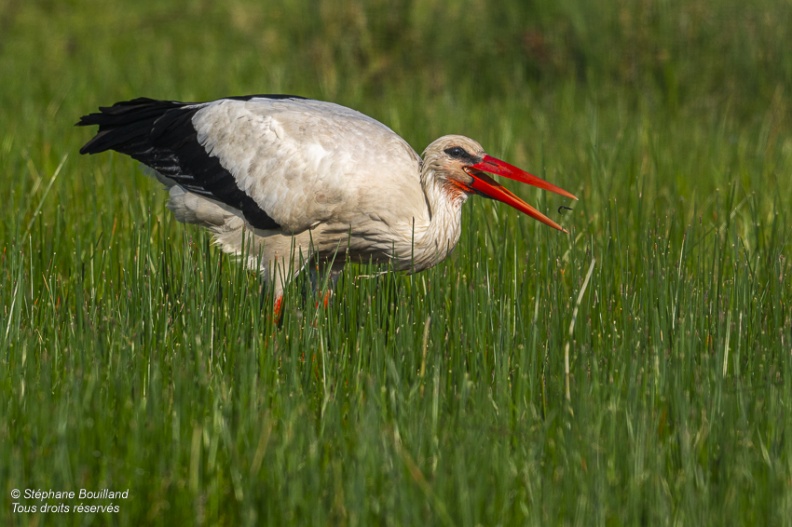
[{"left": 2, "top": 0, "right": 791, "bottom": 525}]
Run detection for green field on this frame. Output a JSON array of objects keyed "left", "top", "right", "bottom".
[{"left": 2, "top": 0, "right": 791, "bottom": 525}]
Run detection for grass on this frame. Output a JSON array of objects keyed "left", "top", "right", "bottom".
[{"left": 2, "top": 0, "right": 792, "bottom": 525}]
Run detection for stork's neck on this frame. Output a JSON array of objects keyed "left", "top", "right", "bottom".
[{"left": 409, "top": 166, "right": 469, "bottom": 270}]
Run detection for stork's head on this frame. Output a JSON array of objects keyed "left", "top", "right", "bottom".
[{"left": 422, "top": 135, "right": 578, "bottom": 232}]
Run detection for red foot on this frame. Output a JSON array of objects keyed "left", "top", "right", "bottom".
[{"left": 314, "top": 290, "right": 332, "bottom": 310}]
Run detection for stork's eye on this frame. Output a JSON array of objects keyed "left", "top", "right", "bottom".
[{"left": 444, "top": 146, "right": 472, "bottom": 160}]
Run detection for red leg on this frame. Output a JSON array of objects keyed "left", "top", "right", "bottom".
[{"left": 273, "top": 295, "right": 284, "bottom": 325}]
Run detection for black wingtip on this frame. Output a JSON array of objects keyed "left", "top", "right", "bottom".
[{"left": 77, "top": 98, "right": 188, "bottom": 155}]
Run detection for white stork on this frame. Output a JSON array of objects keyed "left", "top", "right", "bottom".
[{"left": 78, "top": 95, "right": 577, "bottom": 314}]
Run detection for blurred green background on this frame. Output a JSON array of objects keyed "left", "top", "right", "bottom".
[{"left": 4, "top": 0, "right": 791, "bottom": 125}]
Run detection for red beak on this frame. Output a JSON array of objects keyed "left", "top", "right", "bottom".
[{"left": 465, "top": 155, "right": 578, "bottom": 233}]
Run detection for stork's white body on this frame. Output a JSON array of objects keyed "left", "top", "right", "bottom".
[
  {"left": 79, "top": 95, "right": 575, "bottom": 305},
  {"left": 168, "top": 98, "right": 462, "bottom": 295}
]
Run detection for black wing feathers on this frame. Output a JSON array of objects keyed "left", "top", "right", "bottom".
[{"left": 77, "top": 96, "right": 287, "bottom": 230}]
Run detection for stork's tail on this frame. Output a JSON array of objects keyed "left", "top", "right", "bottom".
[{"left": 77, "top": 96, "right": 282, "bottom": 232}]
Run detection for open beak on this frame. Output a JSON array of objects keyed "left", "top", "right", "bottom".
[{"left": 464, "top": 154, "right": 578, "bottom": 233}]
